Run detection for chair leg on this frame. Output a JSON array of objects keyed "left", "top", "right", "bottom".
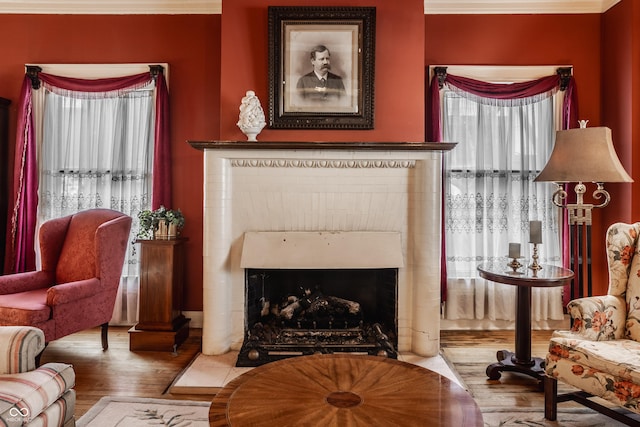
[
  {"left": 544, "top": 375, "right": 558, "bottom": 421},
  {"left": 101, "top": 323, "right": 109, "bottom": 350}
]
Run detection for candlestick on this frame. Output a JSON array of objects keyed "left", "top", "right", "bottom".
[
  {"left": 508, "top": 243, "right": 521, "bottom": 259},
  {"left": 508, "top": 257, "right": 523, "bottom": 273},
  {"left": 507, "top": 243, "right": 523, "bottom": 272},
  {"left": 529, "top": 243, "right": 542, "bottom": 274},
  {"left": 529, "top": 220, "right": 542, "bottom": 244}
]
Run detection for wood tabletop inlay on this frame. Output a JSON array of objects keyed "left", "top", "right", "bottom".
[
  {"left": 326, "top": 391, "right": 362, "bottom": 408},
  {"left": 209, "top": 354, "right": 483, "bottom": 426}
]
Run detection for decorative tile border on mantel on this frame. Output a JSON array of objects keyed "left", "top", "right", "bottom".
[
  {"left": 188, "top": 140, "right": 456, "bottom": 152},
  {"left": 230, "top": 159, "right": 416, "bottom": 169}
]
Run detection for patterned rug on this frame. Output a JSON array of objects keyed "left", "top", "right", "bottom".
[
  {"left": 482, "top": 407, "right": 638, "bottom": 426},
  {"left": 77, "top": 396, "right": 635, "bottom": 426},
  {"left": 76, "top": 396, "right": 210, "bottom": 427}
]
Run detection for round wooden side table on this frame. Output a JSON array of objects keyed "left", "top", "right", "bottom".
[
  {"left": 210, "top": 353, "right": 483, "bottom": 426},
  {"left": 477, "top": 262, "right": 574, "bottom": 382}
]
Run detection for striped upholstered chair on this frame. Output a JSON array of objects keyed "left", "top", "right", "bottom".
[{"left": 0, "top": 326, "right": 75, "bottom": 426}]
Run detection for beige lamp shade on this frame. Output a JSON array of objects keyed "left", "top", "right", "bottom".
[{"left": 535, "top": 127, "right": 633, "bottom": 183}]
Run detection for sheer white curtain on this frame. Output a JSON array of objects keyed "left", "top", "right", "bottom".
[
  {"left": 35, "top": 85, "right": 154, "bottom": 325},
  {"left": 441, "top": 86, "right": 565, "bottom": 329}
]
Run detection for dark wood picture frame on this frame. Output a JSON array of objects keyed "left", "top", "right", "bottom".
[{"left": 268, "top": 6, "right": 376, "bottom": 130}]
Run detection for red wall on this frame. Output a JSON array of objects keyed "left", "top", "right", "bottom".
[
  {"left": 597, "top": 0, "right": 640, "bottom": 295},
  {"left": 0, "top": 14, "right": 221, "bottom": 310},
  {"left": 1, "top": 3, "right": 635, "bottom": 311},
  {"left": 220, "top": 0, "right": 427, "bottom": 142},
  {"left": 425, "top": 13, "right": 602, "bottom": 126},
  {"left": 424, "top": 12, "right": 620, "bottom": 295}
]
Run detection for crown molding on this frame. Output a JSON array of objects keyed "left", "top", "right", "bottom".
[
  {"left": 0, "top": 0, "right": 221, "bottom": 14},
  {"left": 424, "top": 0, "right": 621, "bottom": 14},
  {"left": 0, "top": 0, "right": 620, "bottom": 16}
]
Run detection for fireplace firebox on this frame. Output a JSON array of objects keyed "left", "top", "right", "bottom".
[{"left": 237, "top": 268, "right": 398, "bottom": 366}]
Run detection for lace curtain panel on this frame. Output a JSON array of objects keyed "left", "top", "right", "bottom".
[
  {"left": 35, "top": 86, "right": 154, "bottom": 325},
  {"left": 441, "top": 88, "right": 565, "bottom": 328}
]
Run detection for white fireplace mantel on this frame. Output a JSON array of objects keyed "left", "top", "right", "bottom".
[{"left": 190, "top": 140, "right": 455, "bottom": 357}]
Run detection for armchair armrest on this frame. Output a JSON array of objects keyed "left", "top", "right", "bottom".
[
  {"left": 0, "top": 270, "right": 54, "bottom": 295},
  {"left": 567, "top": 295, "right": 626, "bottom": 341},
  {"left": 46, "top": 278, "right": 101, "bottom": 305},
  {"left": 0, "top": 326, "right": 45, "bottom": 374}
]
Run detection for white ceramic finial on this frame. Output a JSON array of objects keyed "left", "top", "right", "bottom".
[{"left": 237, "top": 90, "right": 266, "bottom": 141}]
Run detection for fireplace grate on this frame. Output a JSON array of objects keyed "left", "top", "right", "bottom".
[{"left": 236, "top": 322, "right": 397, "bottom": 366}]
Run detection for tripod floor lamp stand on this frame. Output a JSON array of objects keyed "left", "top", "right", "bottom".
[
  {"left": 535, "top": 126, "right": 633, "bottom": 300},
  {"left": 549, "top": 183, "right": 607, "bottom": 299}
]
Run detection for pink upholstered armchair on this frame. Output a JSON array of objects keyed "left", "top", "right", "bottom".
[{"left": 0, "top": 209, "right": 132, "bottom": 349}]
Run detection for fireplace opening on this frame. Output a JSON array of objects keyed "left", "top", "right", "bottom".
[{"left": 237, "top": 268, "right": 398, "bottom": 366}]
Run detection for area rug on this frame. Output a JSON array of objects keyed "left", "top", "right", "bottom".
[
  {"left": 168, "top": 350, "right": 467, "bottom": 394},
  {"left": 77, "top": 395, "right": 636, "bottom": 426},
  {"left": 481, "top": 407, "right": 638, "bottom": 426},
  {"left": 77, "top": 396, "right": 210, "bottom": 427}
]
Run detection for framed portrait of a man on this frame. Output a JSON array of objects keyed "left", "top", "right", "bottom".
[{"left": 268, "top": 6, "right": 376, "bottom": 129}]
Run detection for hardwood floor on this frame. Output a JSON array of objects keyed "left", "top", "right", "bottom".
[
  {"left": 39, "top": 326, "right": 211, "bottom": 417},
  {"left": 441, "top": 329, "right": 565, "bottom": 411},
  {"left": 40, "top": 326, "right": 564, "bottom": 419}
]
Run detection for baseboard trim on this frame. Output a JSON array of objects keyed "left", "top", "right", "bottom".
[{"left": 183, "top": 311, "right": 203, "bottom": 328}]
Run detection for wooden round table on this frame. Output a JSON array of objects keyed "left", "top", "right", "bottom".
[
  {"left": 477, "top": 262, "right": 574, "bottom": 382},
  {"left": 210, "top": 354, "right": 483, "bottom": 426}
]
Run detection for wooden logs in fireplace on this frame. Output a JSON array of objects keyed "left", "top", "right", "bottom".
[
  {"left": 275, "top": 287, "right": 362, "bottom": 324},
  {"left": 237, "top": 286, "right": 397, "bottom": 367}
]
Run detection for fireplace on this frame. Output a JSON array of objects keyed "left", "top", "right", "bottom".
[
  {"left": 189, "top": 140, "right": 455, "bottom": 358},
  {"left": 236, "top": 230, "right": 403, "bottom": 365},
  {"left": 238, "top": 267, "right": 398, "bottom": 366}
]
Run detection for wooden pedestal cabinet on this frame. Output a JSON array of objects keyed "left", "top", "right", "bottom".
[{"left": 129, "top": 238, "right": 190, "bottom": 352}]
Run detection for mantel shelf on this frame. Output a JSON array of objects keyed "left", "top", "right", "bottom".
[{"left": 188, "top": 140, "right": 456, "bottom": 152}]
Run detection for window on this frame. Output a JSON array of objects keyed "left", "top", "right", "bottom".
[{"left": 434, "top": 66, "right": 566, "bottom": 329}]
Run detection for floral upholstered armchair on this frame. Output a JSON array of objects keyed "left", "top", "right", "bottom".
[
  {"left": 0, "top": 326, "right": 75, "bottom": 426},
  {"left": 544, "top": 222, "right": 640, "bottom": 424}
]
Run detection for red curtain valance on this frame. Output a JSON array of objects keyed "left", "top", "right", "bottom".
[
  {"left": 429, "top": 72, "right": 578, "bottom": 142},
  {"left": 38, "top": 72, "right": 152, "bottom": 93},
  {"left": 442, "top": 74, "right": 560, "bottom": 99}
]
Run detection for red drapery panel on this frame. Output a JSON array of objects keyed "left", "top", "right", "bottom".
[
  {"left": 6, "top": 76, "right": 38, "bottom": 273},
  {"left": 429, "top": 71, "right": 579, "bottom": 302},
  {"left": 152, "top": 73, "right": 171, "bottom": 209},
  {"left": 6, "top": 69, "right": 171, "bottom": 273}
]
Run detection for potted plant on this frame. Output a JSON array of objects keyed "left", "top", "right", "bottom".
[
  {"left": 135, "top": 206, "right": 185, "bottom": 240},
  {"left": 155, "top": 206, "right": 185, "bottom": 239}
]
